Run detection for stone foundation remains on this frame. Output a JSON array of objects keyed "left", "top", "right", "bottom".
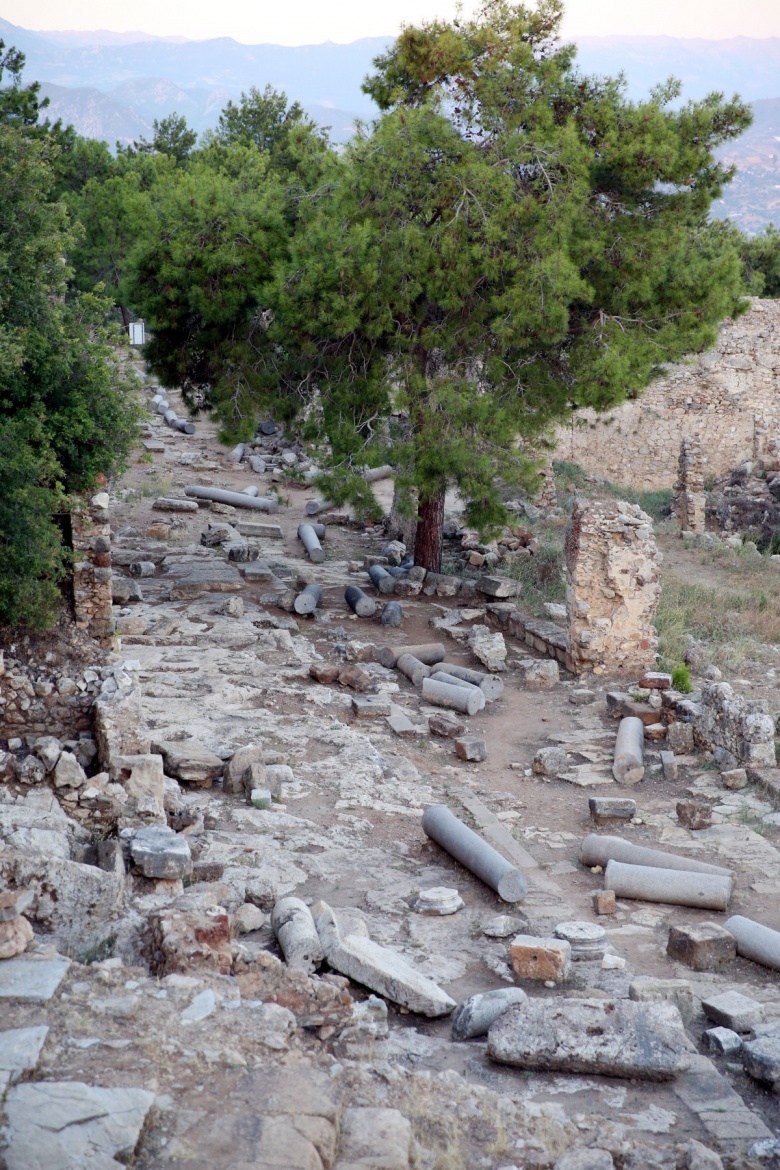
[
  {"left": 71, "top": 492, "right": 114, "bottom": 644},
  {"left": 0, "top": 652, "right": 96, "bottom": 739},
  {"left": 695, "top": 681, "right": 777, "bottom": 769},
  {"left": 565, "top": 500, "right": 661, "bottom": 676},
  {"left": 555, "top": 298, "right": 780, "bottom": 489},
  {"left": 674, "top": 435, "right": 706, "bottom": 533}
]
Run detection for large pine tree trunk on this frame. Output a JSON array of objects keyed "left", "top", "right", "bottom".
[
  {"left": 414, "top": 484, "right": 446, "bottom": 573},
  {"left": 119, "top": 305, "right": 131, "bottom": 330}
]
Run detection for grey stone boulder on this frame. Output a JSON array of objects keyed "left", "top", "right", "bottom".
[
  {"left": 154, "top": 738, "right": 224, "bottom": 787},
  {"left": 32, "top": 737, "right": 61, "bottom": 773},
  {"left": 487, "top": 997, "right": 693, "bottom": 1081},
  {"left": 130, "top": 825, "right": 191, "bottom": 880},
  {"left": 451, "top": 987, "right": 527, "bottom": 1041},
  {"left": 2, "top": 1080, "right": 155, "bottom": 1170},
  {"left": 51, "top": 752, "right": 87, "bottom": 791},
  {"left": 742, "top": 1036, "right": 780, "bottom": 1089},
  {"left": 224, "top": 743, "right": 265, "bottom": 795}
]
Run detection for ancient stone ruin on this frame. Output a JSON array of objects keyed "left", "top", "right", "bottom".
[
  {"left": 71, "top": 492, "right": 114, "bottom": 645},
  {"left": 673, "top": 434, "right": 706, "bottom": 533},
  {"left": 565, "top": 499, "right": 661, "bottom": 675}
]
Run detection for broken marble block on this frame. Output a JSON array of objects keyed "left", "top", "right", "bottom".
[
  {"left": 467, "top": 625, "right": 507, "bottom": 673},
  {"left": 487, "top": 997, "right": 693, "bottom": 1081},
  {"left": 704, "top": 1026, "right": 742, "bottom": 1056},
  {"left": 667, "top": 922, "right": 736, "bottom": 971},
  {"left": 154, "top": 738, "right": 224, "bottom": 787},
  {"left": 702, "top": 989, "right": 763, "bottom": 1033},
  {"left": 510, "top": 935, "right": 571, "bottom": 983},
  {"left": 451, "top": 987, "right": 528, "bottom": 1041},
  {"left": 588, "top": 797, "right": 636, "bottom": 826},
  {"left": 454, "top": 736, "right": 487, "bottom": 762},
  {"left": 130, "top": 826, "right": 192, "bottom": 880},
  {"left": 312, "top": 901, "right": 456, "bottom": 1017},
  {"left": 676, "top": 799, "right": 713, "bottom": 831}
]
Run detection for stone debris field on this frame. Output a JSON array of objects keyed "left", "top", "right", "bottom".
[{"left": 5, "top": 360, "right": 780, "bottom": 1170}]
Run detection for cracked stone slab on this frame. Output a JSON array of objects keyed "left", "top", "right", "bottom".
[
  {"left": 0, "top": 957, "right": 71, "bottom": 1003},
  {"left": 0, "top": 1026, "right": 48, "bottom": 1083},
  {"left": 1, "top": 1081, "right": 155, "bottom": 1170}
]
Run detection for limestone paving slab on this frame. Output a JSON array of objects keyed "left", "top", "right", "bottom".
[
  {"left": 1, "top": 1080, "right": 155, "bottom": 1170},
  {"left": 488, "top": 998, "right": 694, "bottom": 1081},
  {"left": 0, "top": 1025, "right": 48, "bottom": 1082},
  {"left": 0, "top": 957, "right": 70, "bottom": 1003}
]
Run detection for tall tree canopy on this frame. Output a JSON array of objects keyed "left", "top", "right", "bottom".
[
  {"left": 130, "top": 0, "right": 751, "bottom": 570},
  {"left": 0, "top": 44, "right": 140, "bottom": 629}
]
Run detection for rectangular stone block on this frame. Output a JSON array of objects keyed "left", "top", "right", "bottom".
[
  {"left": 488, "top": 997, "right": 692, "bottom": 1081},
  {"left": 668, "top": 923, "right": 737, "bottom": 971},
  {"left": 589, "top": 797, "right": 636, "bottom": 826},
  {"left": 352, "top": 696, "right": 393, "bottom": 718},
  {"left": 640, "top": 672, "right": 673, "bottom": 690},
  {"left": 702, "top": 990, "right": 763, "bottom": 1033},
  {"left": 661, "top": 751, "right": 678, "bottom": 781},
  {"left": 629, "top": 977, "right": 694, "bottom": 1023},
  {"left": 592, "top": 890, "right": 616, "bottom": 915},
  {"left": 454, "top": 736, "right": 487, "bottom": 762},
  {"left": 428, "top": 714, "right": 465, "bottom": 739},
  {"left": 510, "top": 935, "right": 571, "bottom": 983}
]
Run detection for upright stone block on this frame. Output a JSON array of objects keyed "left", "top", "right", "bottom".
[
  {"left": 565, "top": 499, "right": 661, "bottom": 676},
  {"left": 674, "top": 434, "right": 706, "bottom": 533}
]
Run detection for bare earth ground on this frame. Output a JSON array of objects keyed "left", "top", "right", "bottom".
[{"left": 5, "top": 360, "right": 780, "bottom": 1168}]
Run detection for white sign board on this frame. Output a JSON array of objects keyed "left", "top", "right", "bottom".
[{"left": 129, "top": 321, "right": 145, "bottom": 345}]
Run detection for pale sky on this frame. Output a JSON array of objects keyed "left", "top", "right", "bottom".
[{"left": 5, "top": 0, "right": 780, "bottom": 45}]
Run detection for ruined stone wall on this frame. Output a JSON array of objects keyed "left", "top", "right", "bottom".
[
  {"left": 695, "top": 681, "right": 776, "bottom": 768},
  {"left": 71, "top": 491, "right": 114, "bottom": 644},
  {"left": 555, "top": 299, "right": 780, "bottom": 490},
  {"left": 673, "top": 435, "right": 706, "bottom": 533},
  {"left": 565, "top": 500, "right": 661, "bottom": 676},
  {"left": 0, "top": 652, "right": 98, "bottom": 739}
]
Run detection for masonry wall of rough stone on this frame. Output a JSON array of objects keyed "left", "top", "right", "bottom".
[
  {"left": 695, "top": 681, "right": 777, "bottom": 768},
  {"left": 0, "top": 652, "right": 97, "bottom": 739},
  {"left": 565, "top": 500, "right": 661, "bottom": 676},
  {"left": 71, "top": 492, "right": 114, "bottom": 644},
  {"left": 555, "top": 299, "right": 780, "bottom": 489},
  {"left": 673, "top": 435, "right": 706, "bottom": 533}
]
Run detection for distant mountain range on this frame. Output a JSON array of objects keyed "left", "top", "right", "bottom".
[{"left": 2, "top": 17, "right": 779, "bottom": 227}]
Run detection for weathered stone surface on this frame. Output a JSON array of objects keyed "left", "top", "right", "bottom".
[
  {"left": 554, "top": 921, "right": 607, "bottom": 961},
  {"left": 112, "top": 753, "right": 165, "bottom": 821},
  {"left": 668, "top": 721, "right": 695, "bottom": 755},
  {"left": 428, "top": 713, "right": 466, "bottom": 738},
  {"left": 698, "top": 682, "right": 776, "bottom": 768},
  {"left": 565, "top": 500, "right": 660, "bottom": 676},
  {"left": 339, "top": 664, "right": 373, "bottom": 692},
  {"left": 667, "top": 922, "right": 737, "bottom": 971},
  {"left": 592, "top": 890, "right": 616, "bottom": 915},
  {"left": 467, "top": 624, "right": 507, "bottom": 673},
  {"left": 130, "top": 825, "right": 192, "bottom": 880},
  {"left": 676, "top": 799, "right": 714, "bottom": 830},
  {"left": 451, "top": 988, "right": 528, "bottom": 1041},
  {"left": 454, "top": 735, "right": 487, "bottom": 762},
  {"left": 702, "top": 989, "right": 763, "bottom": 1032},
  {"left": 0, "top": 957, "right": 70, "bottom": 1003},
  {"left": 145, "top": 892, "right": 231, "bottom": 977},
  {"left": 233, "top": 903, "right": 267, "bottom": 934},
  {"left": 32, "top": 736, "right": 61, "bottom": 772},
  {"left": 52, "top": 752, "right": 87, "bottom": 790},
  {"left": 352, "top": 695, "right": 392, "bottom": 718},
  {"left": 534, "top": 745, "right": 569, "bottom": 778},
  {"left": 153, "top": 496, "right": 198, "bottom": 511},
  {"left": 0, "top": 1025, "right": 48, "bottom": 1084},
  {"left": 639, "top": 672, "right": 673, "bottom": 690},
  {"left": 223, "top": 743, "right": 264, "bottom": 796},
  {"left": 588, "top": 797, "right": 636, "bottom": 825},
  {"left": 661, "top": 751, "right": 678, "bottom": 781},
  {"left": 0, "top": 915, "right": 33, "bottom": 959},
  {"left": 313, "top": 901, "right": 456, "bottom": 1017},
  {"left": 476, "top": 575, "right": 519, "bottom": 598},
  {"left": 0, "top": 889, "right": 33, "bottom": 923},
  {"left": 168, "top": 563, "right": 242, "bottom": 599},
  {"left": 523, "top": 658, "right": 560, "bottom": 688},
  {"left": 2, "top": 1081, "right": 155, "bottom": 1170},
  {"left": 413, "top": 887, "right": 463, "bottom": 915},
  {"left": 510, "top": 934, "right": 571, "bottom": 983},
  {"left": 742, "top": 1037, "right": 780, "bottom": 1089},
  {"left": 334, "top": 1108, "right": 411, "bottom": 1170},
  {"left": 488, "top": 997, "right": 693, "bottom": 1080},
  {"left": 309, "top": 662, "right": 341, "bottom": 684},
  {"left": 553, "top": 1150, "right": 615, "bottom": 1170},
  {"left": 629, "top": 977, "right": 695, "bottom": 1024},
  {"left": 721, "top": 768, "right": 748, "bottom": 790},
  {"left": 154, "top": 738, "right": 224, "bottom": 786},
  {"left": 704, "top": 1027, "right": 743, "bottom": 1056},
  {"left": 235, "top": 950, "right": 354, "bottom": 1028}
]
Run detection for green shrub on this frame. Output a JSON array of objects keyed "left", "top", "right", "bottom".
[{"left": 672, "top": 664, "right": 693, "bottom": 694}]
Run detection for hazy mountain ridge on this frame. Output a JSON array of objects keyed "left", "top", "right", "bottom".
[{"left": 3, "top": 18, "right": 779, "bottom": 225}]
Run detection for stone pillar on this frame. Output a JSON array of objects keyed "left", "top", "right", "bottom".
[
  {"left": 565, "top": 499, "right": 661, "bottom": 676},
  {"left": 70, "top": 491, "right": 114, "bottom": 644},
  {"left": 536, "top": 459, "right": 558, "bottom": 511},
  {"left": 673, "top": 435, "right": 706, "bottom": 533},
  {"left": 753, "top": 415, "right": 780, "bottom": 474}
]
